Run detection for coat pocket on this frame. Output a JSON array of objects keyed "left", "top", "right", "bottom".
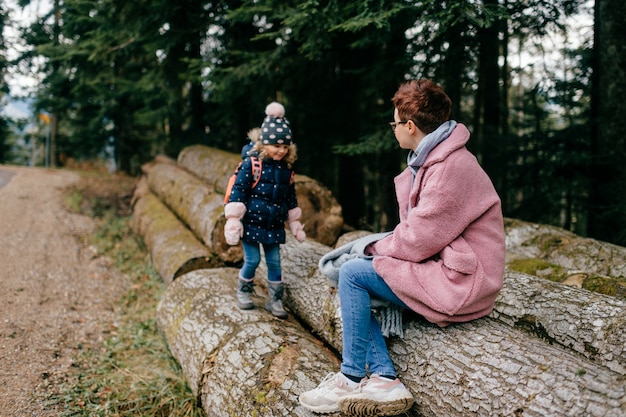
[{"left": 441, "top": 237, "right": 478, "bottom": 276}]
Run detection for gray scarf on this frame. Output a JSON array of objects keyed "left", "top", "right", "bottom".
[
  {"left": 407, "top": 120, "right": 457, "bottom": 211},
  {"left": 407, "top": 120, "right": 457, "bottom": 172}
]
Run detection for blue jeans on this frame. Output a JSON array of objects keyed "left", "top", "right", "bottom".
[
  {"left": 240, "top": 241, "right": 282, "bottom": 282},
  {"left": 338, "top": 257, "right": 408, "bottom": 379}
]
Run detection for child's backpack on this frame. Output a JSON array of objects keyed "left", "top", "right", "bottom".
[{"left": 224, "top": 156, "right": 262, "bottom": 204}]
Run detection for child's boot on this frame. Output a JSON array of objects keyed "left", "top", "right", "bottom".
[
  {"left": 237, "top": 277, "right": 255, "bottom": 310},
  {"left": 266, "top": 281, "right": 288, "bottom": 319}
]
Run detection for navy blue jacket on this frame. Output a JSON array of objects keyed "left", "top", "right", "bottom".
[{"left": 227, "top": 156, "right": 298, "bottom": 244}]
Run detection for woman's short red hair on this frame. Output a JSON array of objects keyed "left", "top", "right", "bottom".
[{"left": 392, "top": 79, "right": 451, "bottom": 134}]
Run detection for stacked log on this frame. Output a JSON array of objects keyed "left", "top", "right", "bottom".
[
  {"left": 133, "top": 146, "right": 343, "bottom": 266},
  {"left": 158, "top": 235, "right": 625, "bottom": 417},
  {"left": 130, "top": 177, "right": 219, "bottom": 284},
  {"left": 157, "top": 268, "right": 343, "bottom": 416},
  {"left": 132, "top": 147, "right": 626, "bottom": 417}
]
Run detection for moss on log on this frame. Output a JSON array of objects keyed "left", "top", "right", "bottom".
[{"left": 505, "top": 218, "right": 626, "bottom": 298}]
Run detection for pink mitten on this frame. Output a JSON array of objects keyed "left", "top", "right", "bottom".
[
  {"left": 288, "top": 207, "right": 306, "bottom": 242},
  {"left": 224, "top": 202, "right": 247, "bottom": 245},
  {"left": 289, "top": 221, "right": 306, "bottom": 241},
  {"left": 224, "top": 218, "right": 243, "bottom": 245}
]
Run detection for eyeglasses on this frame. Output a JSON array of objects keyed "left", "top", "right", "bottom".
[{"left": 389, "top": 120, "right": 408, "bottom": 132}]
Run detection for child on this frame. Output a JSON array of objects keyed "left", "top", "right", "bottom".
[
  {"left": 299, "top": 79, "right": 506, "bottom": 415},
  {"left": 224, "top": 102, "right": 306, "bottom": 319}
]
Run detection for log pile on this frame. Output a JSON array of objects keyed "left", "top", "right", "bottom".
[{"left": 132, "top": 147, "right": 626, "bottom": 417}]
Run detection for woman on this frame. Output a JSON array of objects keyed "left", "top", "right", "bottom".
[{"left": 299, "top": 79, "right": 506, "bottom": 416}]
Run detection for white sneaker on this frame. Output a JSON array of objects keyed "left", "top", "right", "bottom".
[
  {"left": 338, "top": 374, "right": 414, "bottom": 416},
  {"left": 299, "top": 372, "right": 361, "bottom": 413}
]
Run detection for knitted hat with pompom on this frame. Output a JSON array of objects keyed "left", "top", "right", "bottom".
[{"left": 259, "top": 102, "right": 293, "bottom": 145}]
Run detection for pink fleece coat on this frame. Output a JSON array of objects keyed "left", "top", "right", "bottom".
[{"left": 369, "top": 123, "right": 505, "bottom": 327}]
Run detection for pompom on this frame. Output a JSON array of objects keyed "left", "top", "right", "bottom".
[{"left": 265, "top": 102, "right": 285, "bottom": 117}]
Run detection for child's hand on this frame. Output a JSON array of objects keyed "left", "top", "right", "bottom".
[
  {"left": 224, "top": 202, "right": 247, "bottom": 246},
  {"left": 224, "top": 218, "right": 243, "bottom": 245},
  {"left": 287, "top": 207, "right": 306, "bottom": 242},
  {"left": 289, "top": 220, "right": 306, "bottom": 242}
]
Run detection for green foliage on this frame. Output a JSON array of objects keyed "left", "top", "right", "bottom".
[{"left": 10, "top": 0, "right": 624, "bottom": 244}]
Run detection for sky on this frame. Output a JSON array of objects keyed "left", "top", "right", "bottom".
[
  {"left": 1, "top": 0, "right": 52, "bottom": 119},
  {"left": 4, "top": 0, "right": 52, "bottom": 95}
]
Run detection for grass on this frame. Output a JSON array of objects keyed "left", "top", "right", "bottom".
[{"left": 52, "top": 170, "right": 205, "bottom": 417}]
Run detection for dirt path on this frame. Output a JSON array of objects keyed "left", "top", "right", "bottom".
[{"left": 0, "top": 165, "right": 129, "bottom": 416}]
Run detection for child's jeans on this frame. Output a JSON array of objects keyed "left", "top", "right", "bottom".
[
  {"left": 241, "top": 241, "right": 282, "bottom": 282},
  {"left": 338, "top": 257, "right": 409, "bottom": 378}
]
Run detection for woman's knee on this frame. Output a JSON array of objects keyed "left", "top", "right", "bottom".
[{"left": 339, "top": 258, "right": 373, "bottom": 288}]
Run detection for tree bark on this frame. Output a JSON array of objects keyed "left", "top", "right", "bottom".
[
  {"left": 505, "top": 217, "right": 626, "bottom": 278},
  {"left": 589, "top": 0, "right": 626, "bottom": 246},
  {"left": 177, "top": 144, "right": 344, "bottom": 246},
  {"left": 130, "top": 178, "right": 220, "bottom": 284},
  {"left": 262, "top": 236, "right": 626, "bottom": 417},
  {"left": 176, "top": 145, "right": 240, "bottom": 193}
]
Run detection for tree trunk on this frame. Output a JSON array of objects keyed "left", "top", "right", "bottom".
[
  {"left": 130, "top": 178, "right": 220, "bottom": 284},
  {"left": 589, "top": 0, "right": 626, "bottom": 246},
  {"left": 474, "top": 0, "right": 504, "bottom": 191}
]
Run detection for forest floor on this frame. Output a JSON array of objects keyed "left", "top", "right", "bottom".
[{"left": 0, "top": 164, "right": 135, "bottom": 416}]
